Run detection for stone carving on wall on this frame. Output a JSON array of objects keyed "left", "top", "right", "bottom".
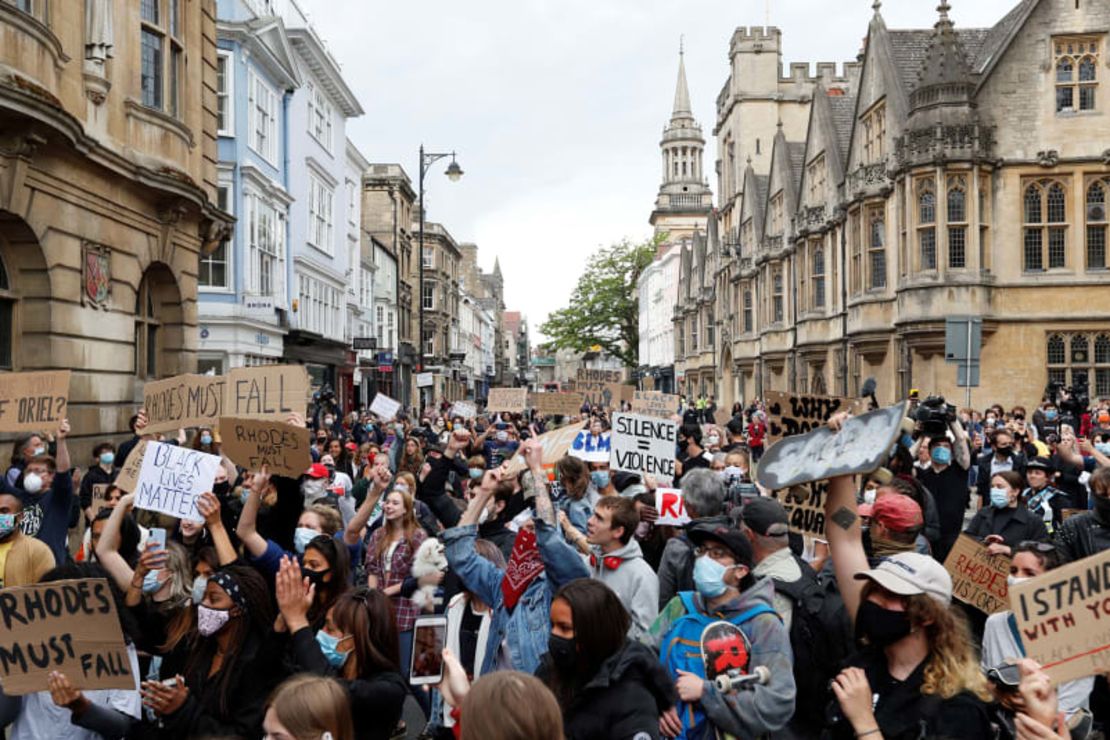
[
  {"left": 82, "top": 241, "right": 111, "bottom": 309},
  {"left": 83, "top": 0, "right": 113, "bottom": 104}
]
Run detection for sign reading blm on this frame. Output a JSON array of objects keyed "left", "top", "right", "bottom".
[
  {"left": 134, "top": 441, "right": 221, "bottom": 522},
  {"left": 610, "top": 412, "right": 677, "bottom": 480}
]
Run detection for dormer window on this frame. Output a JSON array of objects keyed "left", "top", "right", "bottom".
[{"left": 1055, "top": 36, "right": 1100, "bottom": 113}]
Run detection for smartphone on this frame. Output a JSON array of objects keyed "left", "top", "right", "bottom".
[
  {"left": 409, "top": 615, "right": 447, "bottom": 686},
  {"left": 148, "top": 528, "right": 167, "bottom": 552}
]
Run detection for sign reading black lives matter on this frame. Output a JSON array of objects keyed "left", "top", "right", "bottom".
[
  {"left": 610, "top": 412, "right": 677, "bottom": 480},
  {"left": 134, "top": 441, "right": 221, "bottom": 522},
  {"left": 0, "top": 579, "right": 134, "bottom": 694}
]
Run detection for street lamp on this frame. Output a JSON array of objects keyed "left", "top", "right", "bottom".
[{"left": 418, "top": 144, "right": 463, "bottom": 412}]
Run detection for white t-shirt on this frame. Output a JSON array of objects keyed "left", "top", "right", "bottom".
[{"left": 12, "top": 642, "right": 142, "bottom": 740}]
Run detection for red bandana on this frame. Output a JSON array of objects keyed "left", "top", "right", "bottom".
[
  {"left": 500, "top": 528, "right": 544, "bottom": 610},
  {"left": 590, "top": 553, "right": 622, "bottom": 571}
]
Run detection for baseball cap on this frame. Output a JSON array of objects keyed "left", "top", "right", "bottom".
[
  {"left": 868, "top": 494, "right": 923, "bottom": 533},
  {"left": 305, "top": 463, "right": 329, "bottom": 479},
  {"left": 854, "top": 552, "right": 952, "bottom": 605},
  {"left": 687, "top": 524, "right": 754, "bottom": 568},
  {"left": 741, "top": 497, "right": 789, "bottom": 537}
]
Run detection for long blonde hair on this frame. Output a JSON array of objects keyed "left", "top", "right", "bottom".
[
  {"left": 907, "top": 593, "right": 992, "bottom": 701},
  {"left": 266, "top": 674, "right": 354, "bottom": 740},
  {"left": 374, "top": 485, "right": 418, "bottom": 559}
]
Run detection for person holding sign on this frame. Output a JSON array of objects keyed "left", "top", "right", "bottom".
[
  {"left": 0, "top": 489, "right": 55, "bottom": 587},
  {"left": 16, "top": 418, "right": 73, "bottom": 567},
  {"left": 79, "top": 442, "right": 117, "bottom": 523},
  {"left": 963, "top": 471, "right": 1050, "bottom": 557}
]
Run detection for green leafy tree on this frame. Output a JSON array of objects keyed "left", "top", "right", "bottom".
[{"left": 540, "top": 235, "right": 661, "bottom": 369}]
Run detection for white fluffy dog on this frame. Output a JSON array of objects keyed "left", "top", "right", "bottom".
[{"left": 410, "top": 537, "right": 448, "bottom": 609}]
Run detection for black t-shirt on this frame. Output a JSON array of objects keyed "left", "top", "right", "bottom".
[
  {"left": 826, "top": 647, "right": 992, "bottom": 740},
  {"left": 916, "top": 463, "right": 969, "bottom": 535},
  {"left": 458, "top": 602, "right": 484, "bottom": 678}
]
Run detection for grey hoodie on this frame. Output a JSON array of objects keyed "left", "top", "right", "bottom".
[{"left": 584, "top": 538, "right": 659, "bottom": 639}]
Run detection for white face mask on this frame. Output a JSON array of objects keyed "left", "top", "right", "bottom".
[
  {"left": 863, "top": 489, "right": 877, "bottom": 505},
  {"left": 22, "top": 472, "right": 43, "bottom": 494},
  {"left": 1006, "top": 575, "right": 1028, "bottom": 588},
  {"left": 706, "top": 435, "right": 720, "bottom": 446}
]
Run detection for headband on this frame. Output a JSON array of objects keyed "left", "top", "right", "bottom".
[{"left": 211, "top": 571, "right": 248, "bottom": 613}]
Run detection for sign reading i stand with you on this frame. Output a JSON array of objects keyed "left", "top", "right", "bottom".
[
  {"left": 610, "top": 412, "right": 677, "bottom": 480},
  {"left": 134, "top": 441, "right": 220, "bottom": 522}
]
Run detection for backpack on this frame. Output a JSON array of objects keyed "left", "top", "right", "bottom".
[
  {"left": 773, "top": 557, "right": 853, "bottom": 733},
  {"left": 661, "top": 592, "right": 778, "bottom": 740}
]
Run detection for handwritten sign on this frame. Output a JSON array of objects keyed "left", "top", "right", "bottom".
[
  {"left": 113, "top": 440, "right": 148, "bottom": 494},
  {"left": 765, "top": 391, "right": 865, "bottom": 443},
  {"left": 218, "top": 417, "right": 311, "bottom": 478},
  {"left": 610, "top": 412, "right": 677, "bottom": 479},
  {"left": 142, "top": 374, "right": 226, "bottom": 434},
  {"left": 568, "top": 369, "right": 631, "bottom": 410},
  {"left": 780, "top": 482, "right": 827, "bottom": 539},
  {"left": 504, "top": 425, "right": 584, "bottom": 477},
  {"left": 943, "top": 534, "right": 1010, "bottom": 614},
  {"left": 450, "top": 401, "right": 478, "bottom": 420},
  {"left": 0, "top": 579, "right": 134, "bottom": 694},
  {"left": 655, "top": 487, "right": 690, "bottom": 526},
  {"left": 631, "top": 391, "right": 679, "bottom": 420},
  {"left": 487, "top": 388, "right": 527, "bottom": 413},
  {"left": 528, "top": 392, "right": 584, "bottom": 417},
  {"left": 0, "top": 370, "right": 70, "bottom": 433},
  {"left": 570, "top": 430, "right": 611, "bottom": 463},
  {"left": 134, "top": 441, "right": 220, "bottom": 522},
  {"left": 225, "top": 365, "right": 309, "bottom": 421},
  {"left": 90, "top": 484, "right": 111, "bottom": 514},
  {"left": 370, "top": 393, "right": 402, "bottom": 421},
  {"left": 1010, "top": 547, "right": 1110, "bottom": 684}
]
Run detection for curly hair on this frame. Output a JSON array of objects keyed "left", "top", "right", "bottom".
[{"left": 904, "top": 592, "right": 991, "bottom": 701}]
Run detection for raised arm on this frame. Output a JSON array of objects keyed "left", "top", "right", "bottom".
[
  {"left": 824, "top": 472, "right": 869, "bottom": 624},
  {"left": 235, "top": 465, "right": 271, "bottom": 559},
  {"left": 54, "top": 418, "right": 71, "bottom": 473},
  {"left": 196, "top": 492, "right": 237, "bottom": 565},
  {"left": 522, "top": 439, "right": 556, "bottom": 527},
  {"left": 95, "top": 492, "right": 137, "bottom": 591},
  {"left": 950, "top": 418, "right": 971, "bottom": 470}
]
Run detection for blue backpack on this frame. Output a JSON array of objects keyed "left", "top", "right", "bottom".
[{"left": 661, "top": 592, "right": 778, "bottom": 740}]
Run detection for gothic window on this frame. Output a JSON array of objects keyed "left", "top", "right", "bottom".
[
  {"left": 868, "top": 208, "right": 886, "bottom": 289},
  {"left": 1097, "top": 334, "right": 1110, "bottom": 398},
  {"left": 772, "top": 270, "right": 784, "bottom": 323},
  {"left": 1055, "top": 37, "right": 1099, "bottom": 113},
  {"left": 135, "top": 274, "right": 162, "bottom": 379},
  {"left": 141, "top": 0, "right": 184, "bottom": 116},
  {"left": 850, "top": 208, "right": 862, "bottom": 294},
  {"left": 1049, "top": 332, "right": 1100, "bottom": 389},
  {"left": 769, "top": 193, "right": 784, "bottom": 236},
  {"left": 862, "top": 102, "right": 887, "bottom": 164},
  {"left": 947, "top": 177, "right": 967, "bottom": 269},
  {"left": 743, "top": 289, "right": 753, "bottom": 333},
  {"left": 918, "top": 179, "right": 937, "bottom": 271},
  {"left": 1023, "top": 179, "right": 1069, "bottom": 271},
  {"left": 1087, "top": 180, "right": 1108, "bottom": 270},
  {"left": 812, "top": 245, "right": 826, "bottom": 308},
  {"left": 807, "top": 154, "right": 827, "bottom": 204}
]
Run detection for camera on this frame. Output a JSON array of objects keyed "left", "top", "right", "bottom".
[
  {"left": 913, "top": 395, "right": 956, "bottom": 438},
  {"left": 1045, "top": 379, "right": 1090, "bottom": 423}
]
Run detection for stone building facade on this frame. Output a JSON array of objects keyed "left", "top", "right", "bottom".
[
  {"left": 708, "top": 0, "right": 1110, "bottom": 411},
  {"left": 0, "top": 0, "right": 230, "bottom": 456}
]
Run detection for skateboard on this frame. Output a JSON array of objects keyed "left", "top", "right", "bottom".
[{"left": 700, "top": 620, "right": 750, "bottom": 740}]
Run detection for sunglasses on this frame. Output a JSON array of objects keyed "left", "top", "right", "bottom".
[{"left": 1017, "top": 540, "right": 1056, "bottom": 554}]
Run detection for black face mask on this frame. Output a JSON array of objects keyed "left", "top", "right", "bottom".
[
  {"left": 548, "top": 633, "right": 576, "bottom": 673},
  {"left": 995, "top": 446, "right": 1012, "bottom": 457},
  {"left": 302, "top": 568, "right": 330, "bottom": 589},
  {"left": 855, "top": 599, "right": 913, "bottom": 647},
  {"left": 213, "top": 481, "right": 231, "bottom": 497}
]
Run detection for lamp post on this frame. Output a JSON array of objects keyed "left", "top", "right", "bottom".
[{"left": 417, "top": 144, "right": 463, "bottom": 412}]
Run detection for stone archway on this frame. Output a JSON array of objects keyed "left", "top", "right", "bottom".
[
  {"left": 134, "top": 262, "right": 185, "bottom": 381},
  {"left": 0, "top": 210, "right": 49, "bottom": 370}
]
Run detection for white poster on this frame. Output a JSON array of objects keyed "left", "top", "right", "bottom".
[
  {"left": 416, "top": 373, "right": 434, "bottom": 388},
  {"left": 610, "top": 412, "right": 677, "bottom": 479},
  {"left": 450, "top": 400, "right": 477, "bottom": 419},
  {"left": 134, "top": 441, "right": 220, "bottom": 522},
  {"left": 655, "top": 487, "right": 691, "bottom": 526},
  {"left": 369, "top": 392, "right": 402, "bottom": 421}
]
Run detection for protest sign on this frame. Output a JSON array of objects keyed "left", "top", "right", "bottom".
[
  {"left": 631, "top": 391, "right": 679, "bottom": 420},
  {"left": 569, "top": 430, "right": 610, "bottom": 463},
  {"left": 369, "top": 392, "right": 402, "bottom": 421},
  {"left": 0, "top": 578, "right": 134, "bottom": 694},
  {"left": 528, "top": 391, "right": 584, "bottom": 417},
  {"left": 134, "top": 441, "right": 220, "bottom": 522},
  {"left": 113, "top": 440, "right": 148, "bottom": 493},
  {"left": 504, "top": 424, "right": 584, "bottom": 477},
  {"left": 142, "top": 374, "right": 226, "bottom": 434},
  {"left": 487, "top": 388, "right": 527, "bottom": 413},
  {"left": 610, "top": 412, "right": 677, "bottom": 479},
  {"left": 450, "top": 400, "right": 478, "bottom": 420},
  {"left": 416, "top": 372, "right": 434, "bottom": 388},
  {"left": 1010, "top": 547, "right": 1110, "bottom": 684},
  {"left": 0, "top": 370, "right": 70, "bottom": 433},
  {"left": 218, "top": 417, "right": 311, "bottom": 478},
  {"left": 765, "top": 390, "right": 866, "bottom": 443},
  {"left": 655, "top": 488, "right": 691, "bottom": 526},
  {"left": 569, "top": 368, "right": 632, "bottom": 409},
  {"left": 91, "top": 484, "right": 111, "bottom": 514},
  {"left": 225, "top": 365, "right": 309, "bottom": 420},
  {"left": 943, "top": 534, "right": 1010, "bottom": 614},
  {"left": 780, "top": 482, "right": 827, "bottom": 539}
]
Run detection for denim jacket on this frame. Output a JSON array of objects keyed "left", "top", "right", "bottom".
[{"left": 442, "top": 520, "right": 588, "bottom": 675}]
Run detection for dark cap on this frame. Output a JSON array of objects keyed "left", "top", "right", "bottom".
[
  {"left": 740, "top": 497, "right": 789, "bottom": 537},
  {"left": 1026, "top": 456, "right": 1055, "bottom": 472},
  {"left": 687, "top": 524, "right": 754, "bottom": 568}
]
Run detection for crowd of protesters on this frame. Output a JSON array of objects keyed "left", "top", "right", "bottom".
[{"left": 0, "top": 383, "right": 1107, "bottom": 739}]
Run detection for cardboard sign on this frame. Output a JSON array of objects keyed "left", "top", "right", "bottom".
[
  {"left": 569, "top": 369, "right": 631, "bottom": 410},
  {"left": 142, "top": 374, "right": 226, "bottom": 434},
  {"left": 218, "top": 417, "right": 312, "bottom": 478},
  {"left": 528, "top": 392, "right": 584, "bottom": 417},
  {"left": 503, "top": 424, "right": 584, "bottom": 477},
  {"left": 487, "top": 388, "right": 527, "bottom": 413},
  {"left": 0, "top": 578, "right": 134, "bottom": 694},
  {"left": 113, "top": 440, "right": 148, "bottom": 494},
  {"left": 780, "top": 482, "right": 827, "bottom": 539},
  {"left": 1010, "top": 547, "right": 1110, "bottom": 684},
  {"left": 90, "top": 484, "right": 111, "bottom": 514},
  {"left": 0, "top": 370, "right": 70, "bottom": 433},
  {"left": 610, "top": 412, "right": 677, "bottom": 479},
  {"left": 655, "top": 487, "right": 690, "bottom": 526},
  {"left": 631, "top": 391, "right": 679, "bottom": 420},
  {"left": 225, "top": 365, "right": 309, "bottom": 420},
  {"left": 944, "top": 534, "right": 1010, "bottom": 614},
  {"left": 765, "top": 391, "right": 865, "bottom": 443},
  {"left": 370, "top": 393, "right": 402, "bottom": 421},
  {"left": 450, "top": 401, "right": 478, "bottom": 420},
  {"left": 134, "top": 441, "right": 220, "bottom": 522}
]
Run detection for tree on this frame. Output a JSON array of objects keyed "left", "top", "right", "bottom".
[{"left": 540, "top": 235, "right": 660, "bottom": 369}]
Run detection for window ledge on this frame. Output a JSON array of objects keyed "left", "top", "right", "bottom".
[
  {"left": 0, "top": 4, "right": 69, "bottom": 69},
  {"left": 306, "top": 242, "right": 334, "bottom": 259},
  {"left": 124, "top": 98, "right": 195, "bottom": 148}
]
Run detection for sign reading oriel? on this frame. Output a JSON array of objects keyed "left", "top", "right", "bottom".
[
  {"left": 609, "top": 412, "right": 677, "bottom": 479},
  {"left": 0, "top": 370, "right": 70, "bottom": 433}
]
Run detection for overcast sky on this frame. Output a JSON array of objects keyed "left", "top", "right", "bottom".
[{"left": 302, "top": 0, "right": 1017, "bottom": 341}]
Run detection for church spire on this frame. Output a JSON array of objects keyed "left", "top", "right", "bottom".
[{"left": 672, "top": 42, "right": 692, "bottom": 119}]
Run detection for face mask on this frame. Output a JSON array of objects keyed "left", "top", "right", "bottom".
[
  {"left": 863, "top": 489, "right": 877, "bottom": 505},
  {"left": 303, "top": 568, "right": 330, "bottom": 589},
  {"left": 315, "top": 630, "right": 351, "bottom": 668},
  {"left": 990, "top": 487, "right": 1011, "bottom": 509},
  {"left": 200, "top": 433, "right": 213, "bottom": 446},
  {"left": 693, "top": 555, "right": 731, "bottom": 599},
  {"left": 0, "top": 514, "right": 15, "bottom": 539},
  {"left": 931, "top": 447, "right": 952, "bottom": 466},
  {"left": 1096, "top": 443, "right": 1110, "bottom": 456},
  {"left": 469, "top": 467, "right": 484, "bottom": 480},
  {"left": 1045, "top": 410, "right": 1058, "bottom": 420},
  {"left": 239, "top": 488, "right": 251, "bottom": 506},
  {"left": 324, "top": 417, "right": 335, "bottom": 427},
  {"left": 142, "top": 570, "right": 162, "bottom": 594},
  {"left": 496, "top": 431, "right": 508, "bottom": 442},
  {"left": 854, "top": 600, "right": 912, "bottom": 647},
  {"left": 1006, "top": 575, "right": 1028, "bottom": 588},
  {"left": 706, "top": 435, "right": 720, "bottom": 446},
  {"left": 22, "top": 472, "right": 43, "bottom": 495},
  {"left": 191, "top": 575, "right": 208, "bottom": 604},
  {"left": 995, "top": 446, "right": 1012, "bottom": 456},
  {"left": 365, "top": 423, "right": 374, "bottom": 431},
  {"left": 294, "top": 527, "right": 319, "bottom": 554},
  {"left": 548, "top": 633, "right": 577, "bottom": 673},
  {"left": 213, "top": 480, "right": 231, "bottom": 497},
  {"left": 32, "top": 446, "right": 45, "bottom": 457},
  {"left": 197, "top": 605, "right": 231, "bottom": 636},
  {"left": 723, "top": 465, "right": 745, "bottom": 481},
  {"left": 302, "top": 479, "right": 327, "bottom": 500},
  {"left": 590, "top": 471, "right": 610, "bottom": 489},
  {"left": 99, "top": 452, "right": 115, "bottom": 467},
  {"left": 900, "top": 433, "right": 913, "bottom": 448}
]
